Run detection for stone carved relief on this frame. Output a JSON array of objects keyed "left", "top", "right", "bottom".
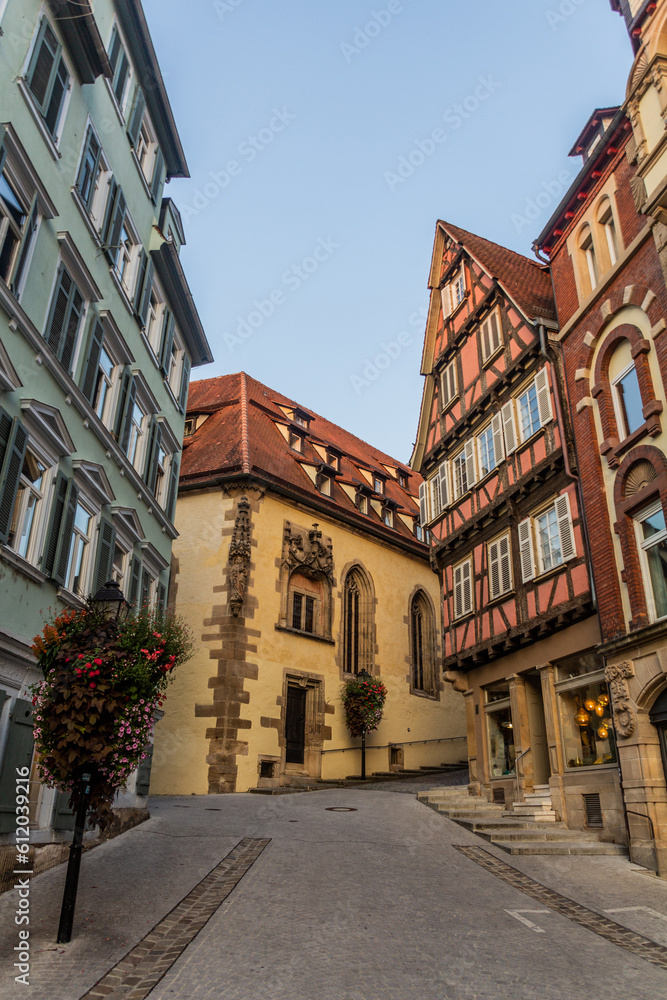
[
  {"left": 282, "top": 521, "right": 334, "bottom": 584},
  {"left": 228, "top": 497, "right": 251, "bottom": 617},
  {"left": 605, "top": 659, "right": 636, "bottom": 738}
]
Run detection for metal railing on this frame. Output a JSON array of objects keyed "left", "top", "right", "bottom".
[
  {"left": 320, "top": 736, "right": 467, "bottom": 754},
  {"left": 513, "top": 747, "right": 531, "bottom": 805}
]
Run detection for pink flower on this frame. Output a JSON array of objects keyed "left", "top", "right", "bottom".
[
  {"left": 94, "top": 658, "right": 102, "bottom": 666},
  {"left": 89, "top": 682, "right": 96, "bottom": 689}
]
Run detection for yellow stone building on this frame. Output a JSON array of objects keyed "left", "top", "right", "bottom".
[{"left": 150, "top": 373, "right": 465, "bottom": 793}]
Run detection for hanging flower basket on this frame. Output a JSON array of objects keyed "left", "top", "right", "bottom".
[
  {"left": 341, "top": 676, "right": 387, "bottom": 738},
  {"left": 30, "top": 603, "right": 193, "bottom": 827}
]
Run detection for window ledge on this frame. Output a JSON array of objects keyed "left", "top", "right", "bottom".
[
  {"left": 130, "top": 147, "right": 153, "bottom": 201},
  {"left": 563, "top": 762, "right": 618, "bottom": 774},
  {"left": 532, "top": 561, "right": 572, "bottom": 585},
  {"left": 109, "top": 266, "right": 136, "bottom": 317},
  {"left": 452, "top": 610, "right": 475, "bottom": 624},
  {"left": 410, "top": 688, "right": 438, "bottom": 700},
  {"left": 274, "top": 624, "right": 335, "bottom": 645},
  {"left": 441, "top": 394, "right": 459, "bottom": 414},
  {"left": 17, "top": 79, "right": 61, "bottom": 161},
  {"left": 103, "top": 77, "right": 127, "bottom": 129},
  {"left": 487, "top": 588, "right": 515, "bottom": 606},
  {"left": 56, "top": 587, "right": 87, "bottom": 609},
  {"left": 140, "top": 330, "right": 161, "bottom": 369},
  {"left": 0, "top": 546, "right": 46, "bottom": 584},
  {"left": 602, "top": 419, "right": 659, "bottom": 468},
  {"left": 482, "top": 345, "right": 503, "bottom": 368}
]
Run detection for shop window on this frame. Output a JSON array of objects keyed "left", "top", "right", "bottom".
[
  {"left": 343, "top": 566, "right": 374, "bottom": 674},
  {"left": 485, "top": 684, "right": 515, "bottom": 778},
  {"left": 556, "top": 663, "right": 616, "bottom": 769},
  {"left": 636, "top": 501, "right": 667, "bottom": 621}
]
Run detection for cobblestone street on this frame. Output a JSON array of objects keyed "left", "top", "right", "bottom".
[{"left": 2, "top": 776, "right": 667, "bottom": 1000}]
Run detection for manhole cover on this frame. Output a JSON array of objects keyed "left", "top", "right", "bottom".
[{"left": 325, "top": 807, "right": 358, "bottom": 812}]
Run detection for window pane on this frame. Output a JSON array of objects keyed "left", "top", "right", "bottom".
[
  {"left": 641, "top": 509, "right": 666, "bottom": 541},
  {"left": 646, "top": 538, "right": 667, "bottom": 619},
  {"left": 537, "top": 507, "right": 561, "bottom": 572},
  {"left": 558, "top": 682, "right": 616, "bottom": 768},
  {"left": 487, "top": 706, "right": 515, "bottom": 777},
  {"left": 519, "top": 384, "right": 539, "bottom": 440},
  {"left": 616, "top": 367, "right": 643, "bottom": 436}
]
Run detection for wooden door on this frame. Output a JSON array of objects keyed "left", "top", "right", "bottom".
[{"left": 285, "top": 686, "right": 307, "bottom": 765}]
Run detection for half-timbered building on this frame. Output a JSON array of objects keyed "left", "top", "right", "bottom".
[{"left": 411, "top": 221, "right": 620, "bottom": 839}]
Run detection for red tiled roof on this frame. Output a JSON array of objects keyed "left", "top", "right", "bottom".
[
  {"left": 182, "top": 373, "right": 426, "bottom": 548},
  {"left": 439, "top": 221, "right": 557, "bottom": 322}
]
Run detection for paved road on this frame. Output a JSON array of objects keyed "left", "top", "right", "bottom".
[{"left": 2, "top": 776, "right": 667, "bottom": 1000}]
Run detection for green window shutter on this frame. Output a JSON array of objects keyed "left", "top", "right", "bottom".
[
  {"left": 127, "top": 86, "right": 146, "bottom": 147},
  {"left": 150, "top": 147, "right": 165, "bottom": 204},
  {"left": 137, "top": 256, "right": 154, "bottom": 329},
  {"left": 158, "top": 310, "right": 174, "bottom": 374},
  {"left": 117, "top": 374, "right": 137, "bottom": 454},
  {"left": 80, "top": 318, "right": 105, "bottom": 405},
  {"left": 0, "top": 699, "right": 34, "bottom": 834},
  {"left": 93, "top": 513, "right": 116, "bottom": 595},
  {"left": 26, "top": 19, "right": 59, "bottom": 112},
  {"left": 157, "top": 580, "right": 167, "bottom": 612},
  {"left": 113, "top": 366, "right": 131, "bottom": 441},
  {"left": 129, "top": 550, "right": 142, "bottom": 608},
  {"left": 0, "top": 408, "right": 13, "bottom": 473},
  {"left": 0, "top": 418, "right": 28, "bottom": 544},
  {"left": 42, "top": 470, "right": 68, "bottom": 577},
  {"left": 108, "top": 25, "right": 122, "bottom": 74},
  {"left": 101, "top": 177, "right": 118, "bottom": 254},
  {"left": 59, "top": 284, "right": 84, "bottom": 375},
  {"left": 133, "top": 247, "right": 148, "bottom": 315},
  {"left": 178, "top": 354, "right": 191, "bottom": 413},
  {"left": 10, "top": 192, "right": 39, "bottom": 298},
  {"left": 53, "top": 479, "right": 78, "bottom": 587},
  {"left": 0, "top": 124, "right": 7, "bottom": 176},
  {"left": 166, "top": 454, "right": 180, "bottom": 522},
  {"left": 45, "top": 266, "right": 72, "bottom": 356},
  {"left": 143, "top": 416, "right": 160, "bottom": 492},
  {"left": 104, "top": 185, "right": 127, "bottom": 265},
  {"left": 44, "top": 54, "right": 69, "bottom": 137},
  {"left": 52, "top": 790, "right": 76, "bottom": 831},
  {"left": 109, "top": 26, "right": 129, "bottom": 105}
]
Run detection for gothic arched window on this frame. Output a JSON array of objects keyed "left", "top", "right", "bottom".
[
  {"left": 343, "top": 566, "right": 373, "bottom": 674},
  {"left": 411, "top": 591, "right": 436, "bottom": 695}
]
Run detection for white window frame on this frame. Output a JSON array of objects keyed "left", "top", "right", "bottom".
[
  {"left": 488, "top": 533, "right": 512, "bottom": 601},
  {"left": 7, "top": 441, "right": 55, "bottom": 568},
  {"left": 440, "top": 360, "right": 458, "bottom": 410},
  {"left": 611, "top": 361, "right": 643, "bottom": 440},
  {"left": 107, "top": 21, "right": 134, "bottom": 118},
  {"left": 480, "top": 308, "right": 502, "bottom": 362},
  {"left": 520, "top": 493, "right": 576, "bottom": 582},
  {"left": 64, "top": 496, "right": 95, "bottom": 597},
  {"left": 477, "top": 416, "right": 505, "bottom": 478},
  {"left": 145, "top": 277, "right": 166, "bottom": 357},
  {"left": 635, "top": 501, "right": 667, "bottom": 622},
  {"left": 453, "top": 557, "right": 473, "bottom": 620},
  {"left": 21, "top": 15, "right": 73, "bottom": 150}
]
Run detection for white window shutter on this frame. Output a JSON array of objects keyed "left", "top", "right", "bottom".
[
  {"left": 462, "top": 560, "right": 473, "bottom": 616},
  {"left": 438, "top": 460, "right": 449, "bottom": 509},
  {"left": 502, "top": 399, "right": 517, "bottom": 454},
  {"left": 453, "top": 564, "right": 462, "bottom": 619},
  {"left": 488, "top": 540, "right": 500, "bottom": 600},
  {"left": 518, "top": 517, "right": 535, "bottom": 582},
  {"left": 419, "top": 482, "right": 429, "bottom": 526},
  {"left": 499, "top": 534, "right": 512, "bottom": 594},
  {"left": 441, "top": 285, "right": 452, "bottom": 319},
  {"left": 535, "top": 367, "right": 553, "bottom": 426},
  {"left": 430, "top": 475, "right": 441, "bottom": 518},
  {"left": 481, "top": 317, "right": 490, "bottom": 360},
  {"left": 489, "top": 311, "right": 500, "bottom": 354},
  {"left": 491, "top": 412, "right": 505, "bottom": 463},
  {"left": 555, "top": 493, "right": 575, "bottom": 562},
  {"left": 464, "top": 439, "right": 477, "bottom": 487}
]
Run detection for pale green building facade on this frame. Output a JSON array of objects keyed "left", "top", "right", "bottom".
[{"left": 0, "top": 0, "right": 212, "bottom": 841}]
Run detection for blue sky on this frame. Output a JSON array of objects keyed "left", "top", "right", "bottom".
[{"left": 144, "top": 0, "right": 631, "bottom": 464}]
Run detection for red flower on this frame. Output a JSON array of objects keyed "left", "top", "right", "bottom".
[
  {"left": 89, "top": 682, "right": 96, "bottom": 689},
  {"left": 94, "top": 658, "right": 103, "bottom": 666}
]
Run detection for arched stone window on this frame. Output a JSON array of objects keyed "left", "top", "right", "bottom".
[
  {"left": 592, "top": 324, "right": 663, "bottom": 467},
  {"left": 342, "top": 566, "right": 374, "bottom": 674},
  {"left": 410, "top": 590, "right": 436, "bottom": 696},
  {"left": 278, "top": 521, "right": 334, "bottom": 640},
  {"left": 288, "top": 570, "right": 325, "bottom": 635}
]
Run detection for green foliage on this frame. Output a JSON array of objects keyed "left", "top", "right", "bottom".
[{"left": 341, "top": 676, "right": 388, "bottom": 738}]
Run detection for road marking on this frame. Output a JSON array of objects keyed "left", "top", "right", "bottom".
[
  {"left": 504, "top": 908, "right": 551, "bottom": 932},
  {"left": 605, "top": 906, "right": 667, "bottom": 922}
]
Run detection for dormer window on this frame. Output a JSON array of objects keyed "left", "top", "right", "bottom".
[
  {"left": 382, "top": 506, "right": 393, "bottom": 528},
  {"left": 317, "top": 471, "right": 333, "bottom": 496},
  {"left": 374, "top": 477, "right": 384, "bottom": 494},
  {"left": 398, "top": 471, "right": 408, "bottom": 488},
  {"left": 357, "top": 492, "right": 369, "bottom": 515},
  {"left": 184, "top": 418, "right": 195, "bottom": 437},
  {"left": 326, "top": 449, "right": 340, "bottom": 472},
  {"left": 289, "top": 430, "right": 303, "bottom": 453}
]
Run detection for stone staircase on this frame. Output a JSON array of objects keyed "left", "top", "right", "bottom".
[{"left": 417, "top": 786, "right": 627, "bottom": 856}]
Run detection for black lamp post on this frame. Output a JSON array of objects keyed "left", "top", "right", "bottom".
[
  {"left": 357, "top": 669, "right": 372, "bottom": 780},
  {"left": 56, "top": 581, "right": 128, "bottom": 943}
]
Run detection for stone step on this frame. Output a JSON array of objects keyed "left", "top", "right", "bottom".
[
  {"left": 436, "top": 810, "right": 508, "bottom": 822},
  {"left": 494, "top": 840, "right": 628, "bottom": 856},
  {"left": 454, "top": 818, "right": 567, "bottom": 833},
  {"left": 483, "top": 828, "right": 601, "bottom": 842}
]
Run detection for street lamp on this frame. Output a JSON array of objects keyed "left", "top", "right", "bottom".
[
  {"left": 57, "top": 580, "right": 129, "bottom": 943},
  {"left": 91, "top": 579, "right": 130, "bottom": 620},
  {"left": 357, "top": 669, "right": 372, "bottom": 780}
]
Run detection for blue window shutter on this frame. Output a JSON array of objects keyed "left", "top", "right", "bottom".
[
  {"left": 166, "top": 454, "right": 180, "bottom": 522},
  {"left": 0, "top": 418, "right": 28, "bottom": 544},
  {"left": 80, "top": 318, "right": 105, "bottom": 405},
  {"left": 42, "top": 470, "right": 68, "bottom": 577},
  {"left": 11, "top": 192, "right": 39, "bottom": 298},
  {"left": 150, "top": 147, "right": 165, "bottom": 204},
  {"left": 93, "top": 513, "right": 116, "bottom": 595},
  {"left": 178, "top": 354, "right": 191, "bottom": 413},
  {"left": 53, "top": 479, "right": 79, "bottom": 587},
  {"left": 127, "top": 86, "right": 146, "bottom": 148},
  {"left": 158, "top": 310, "right": 174, "bottom": 374},
  {"left": 137, "top": 257, "right": 154, "bottom": 329},
  {"left": 0, "top": 699, "right": 34, "bottom": 834}
]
